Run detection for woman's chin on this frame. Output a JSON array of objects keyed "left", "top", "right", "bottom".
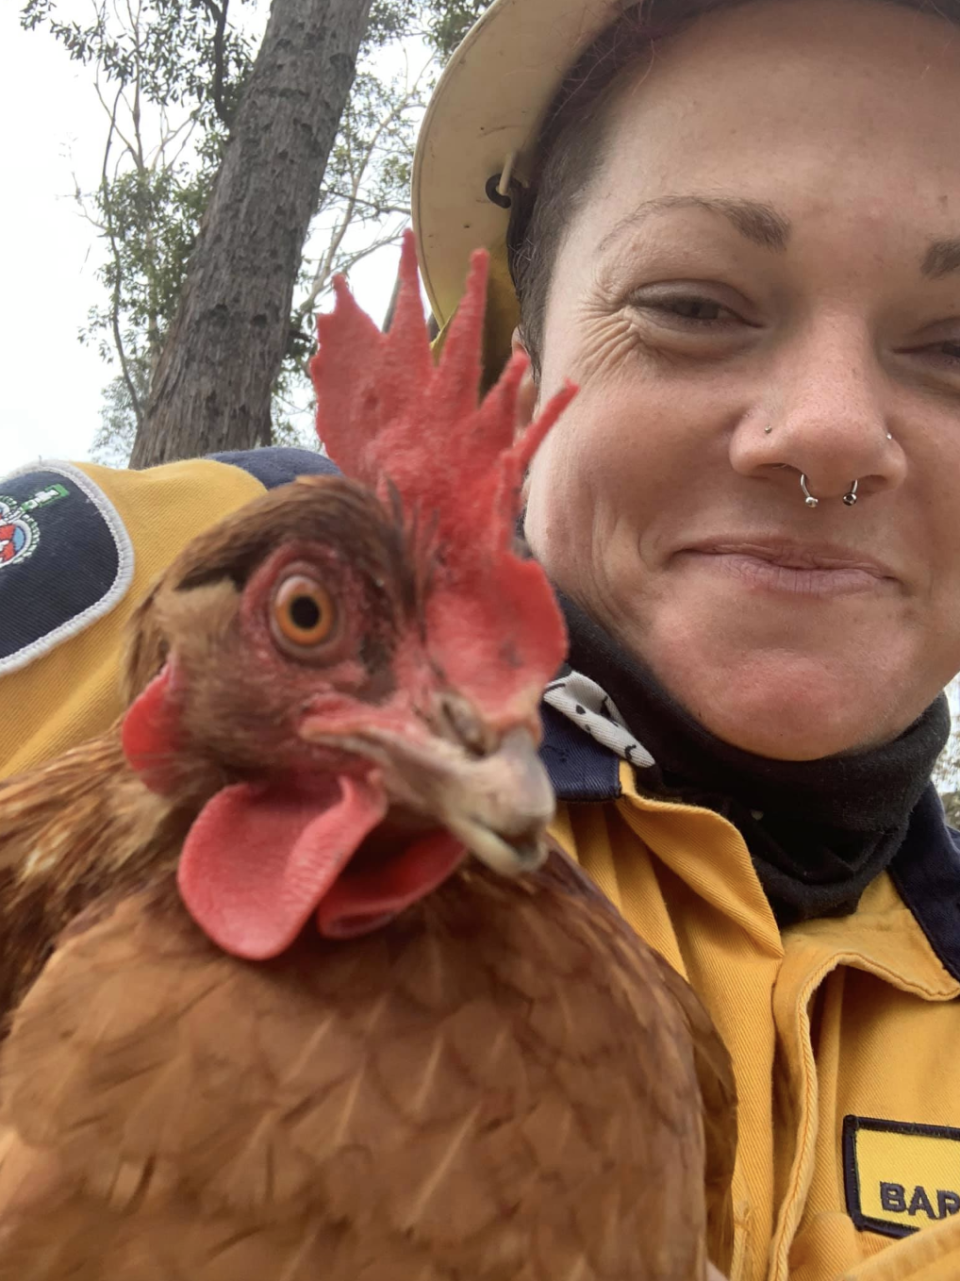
[
  {"left": 697, "top": 709, "right": 879, "bottom": 762},
  {"left": 644, "top": 644, "right": 919, "bottom": 761}
]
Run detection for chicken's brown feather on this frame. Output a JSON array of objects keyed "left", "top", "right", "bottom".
[
  {"left": 0, "top": 735, "right": 188, "bottom": 1024},
  {"left": 0, "top": 846, "right": 727, "bottom": 1280},
  {"left": 647, "top": 950, "right": 738, "bottom": 1275}
]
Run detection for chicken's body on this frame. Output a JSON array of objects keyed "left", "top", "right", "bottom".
[
  {"left": 0, "top": 848, "right": 732, "bottom": 1281},
  {"left": 0, "top": 237, "right": 736, "bottom": 1277}
]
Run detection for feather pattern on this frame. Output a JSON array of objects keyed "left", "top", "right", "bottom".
[
  {"left": 0, "top": 734, "right": 187, "bottom": 1023},
  {"left": 0, "top": 850, "right": 735, "bottom": 1280}
]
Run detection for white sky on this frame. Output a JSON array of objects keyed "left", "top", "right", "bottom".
[{"left": 0, "top": 3, "right": 404, "bottom": 473}]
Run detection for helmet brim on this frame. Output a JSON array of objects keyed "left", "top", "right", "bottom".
[{"left": 412, "top": 0, "right": 627, "bottom": 328}]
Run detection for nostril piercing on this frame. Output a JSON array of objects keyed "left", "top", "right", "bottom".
[{"left": 800, "top": 474, "right": 819, "bottom": 508}]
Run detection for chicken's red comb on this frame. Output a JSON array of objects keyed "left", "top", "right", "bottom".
[{"left": 310, "top": 231, "right": 576, "bottom": 727}]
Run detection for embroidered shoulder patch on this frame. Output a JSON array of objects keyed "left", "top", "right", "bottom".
[
  {"left": 844, "top": 1114, "right": 960, "bottom": 1238},
  {"left": 0, "top": 461, "right": 134, "bottom": 675}
]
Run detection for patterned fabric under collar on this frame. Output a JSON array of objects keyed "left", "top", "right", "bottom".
[
  {"left": 549, "top": 591, "right": 951, "bottom": 927},
  {"left": 543, "top": 669, "right": 653, "bottom": 767}
]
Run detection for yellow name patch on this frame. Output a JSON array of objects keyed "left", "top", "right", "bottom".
[{"left": 844, "top": 1115, "right": 960, "bottom": 1239}]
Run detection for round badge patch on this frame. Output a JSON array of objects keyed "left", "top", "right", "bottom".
[
  {"left": 0, "top": 463, "right": 134, "bottom": 674},
  {"left": 0, "top": 498, "right": 40, "bottom": 568}
]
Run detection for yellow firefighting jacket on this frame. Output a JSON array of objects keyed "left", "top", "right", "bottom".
[{"left": 3, "top": 451, "right": 960, "bottom": 1281}]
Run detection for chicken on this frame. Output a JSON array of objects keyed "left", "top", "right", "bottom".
[{"left": 0, "top": 234, "right": 737, "bottom": 1280}]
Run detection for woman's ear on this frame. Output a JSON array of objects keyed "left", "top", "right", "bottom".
[
  {"left": 511, "top": 327, "right": 539, "bottom": 440},
  {"left": 520, "top": 460, "right": 534, "bottom": 507}
]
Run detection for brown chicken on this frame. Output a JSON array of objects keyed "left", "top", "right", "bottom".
[{"left": 0, "top": 235, "right": 736, "bottom": 1280}]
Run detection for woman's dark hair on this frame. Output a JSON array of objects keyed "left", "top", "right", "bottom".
[{"left": 505, "top": 0, "right": 960, "bottom": 379}]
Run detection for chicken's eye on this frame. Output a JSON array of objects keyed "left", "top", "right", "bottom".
[{"left": 271, "top": 575, "right": 337, "bottom": 650}]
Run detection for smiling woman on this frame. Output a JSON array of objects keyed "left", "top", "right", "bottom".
[{"left": 521, "top": 0, "right": 960, "bottom": 762}]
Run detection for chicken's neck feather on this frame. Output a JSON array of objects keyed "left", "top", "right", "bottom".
[{"left": 0, "top": 731, "right": 190, "bottom": 1024}]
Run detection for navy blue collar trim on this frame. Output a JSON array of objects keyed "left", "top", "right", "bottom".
[
  {"left": 539, "top": 703, "right": 621, "bottom": 803},
  {"left": 890, "top": 787, "right": 960, "bottom": 983},
  {"left": 210, "top": 447, "right": 339, "bottom": 488}
]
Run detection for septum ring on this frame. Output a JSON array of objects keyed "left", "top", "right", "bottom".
[{"left": 800, "top": 475, "right": 858, "bottom": 509}]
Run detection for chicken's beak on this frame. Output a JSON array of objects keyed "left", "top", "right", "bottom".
[
  {"left": 299, "top": 715, "right": 555, "bottom": 877},
  {"left": 418, "top": 726, "right": 555, "bottom": 876}
]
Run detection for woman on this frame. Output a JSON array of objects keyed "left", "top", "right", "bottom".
[{"left": 4, "top": 0, "right": 960, "bottom": 1277}]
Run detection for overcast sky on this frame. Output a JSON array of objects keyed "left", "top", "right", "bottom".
[{"left": 0, "top": 4, "right": 402, "bottom": 475}]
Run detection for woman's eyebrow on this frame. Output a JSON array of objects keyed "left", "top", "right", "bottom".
[
  {"left": 597, "top": 194, "right": 791, "bottom": 254},
  {"left": 600, "top": 195, "right": 960, "bottom": 282},
  {"left": 922, "top": 239, "right": 960, "bottom": 279}
]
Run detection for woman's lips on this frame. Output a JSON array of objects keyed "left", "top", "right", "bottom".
[{"left": 676, "top": 541, "right": 898, "bottom": 597}]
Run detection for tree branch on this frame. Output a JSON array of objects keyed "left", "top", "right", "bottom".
[
  {"left": 153, "top": 110, "right": 197, "bottom": 172},
  {"left": 201, "top": 0, "right": 232, "bottom": 127},
  {"left": 294, "top": 221, "right": 406, "bottom": 368},
  {"left": 93, "top": 76, "right": 140, "bottom": 163},
  {"left": 99, "top": 83, "right": 145, "bottom": 433},
  {"left": 124, "top": 0, "right": 146, "bottom": 171},
  {"left": 318, "top": 189, "right": 410, "bottom": 217}
]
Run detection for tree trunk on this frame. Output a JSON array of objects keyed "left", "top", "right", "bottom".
[{"left": 130, "top": 0, "right": 373, "bottom": 467}]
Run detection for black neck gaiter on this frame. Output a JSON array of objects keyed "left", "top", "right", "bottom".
[{"left": 559, "top": 593, "right": 951, "bottom": 927}]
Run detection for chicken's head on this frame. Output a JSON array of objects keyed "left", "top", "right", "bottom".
[{"left": 121, "top": 233, "right": 576, "bottom": 961}]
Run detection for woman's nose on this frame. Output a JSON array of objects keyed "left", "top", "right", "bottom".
[{"left": 730, "top": 321, "right": 907, "bottom": 501}]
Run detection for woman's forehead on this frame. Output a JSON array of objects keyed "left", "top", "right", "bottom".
[
  {"left": 616, "top": 0, "right": 960, "bottom": 102},
  {"left": 584, "top": 0, "right": 960, "bottom": 231}
]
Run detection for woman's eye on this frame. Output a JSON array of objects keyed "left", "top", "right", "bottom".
[
  {"left": 901, "top": 336, "right": 960, "bottom": 376},
  {"left": 928, "top": 340, "right": 960, "bottom": 362},
  {"left": 659, "top": 297, "right": 729, "bottom": 322},
  {"left": 628, "top": 289, "right": 744, "bottom": 328},
  {"left": 270, "top": 573, "right": 338, "bottom": 653}
]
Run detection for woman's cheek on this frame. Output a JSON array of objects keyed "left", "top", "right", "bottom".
[
  {"left": 525, "top": 413, "right": 602, "bottom": 570},
  {"left": 539, "top": 299, "right": 641, "bottom": 398}
]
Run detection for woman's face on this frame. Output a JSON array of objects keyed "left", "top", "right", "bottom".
[{"left": 524, "top": 0, "right": 960, "bottom": 760}]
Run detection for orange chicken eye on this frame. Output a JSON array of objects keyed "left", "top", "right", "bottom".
[{"left": 271, "top": 575, "right": 337, "bottom": 649}]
